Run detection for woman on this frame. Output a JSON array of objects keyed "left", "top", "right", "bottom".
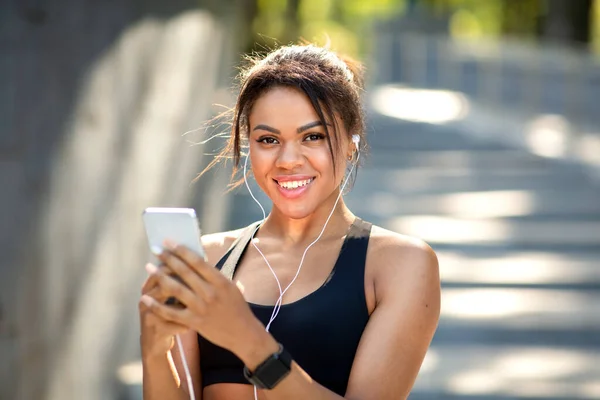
[{"left": 139, "top": 43, "right": 440, "bottom": 400}]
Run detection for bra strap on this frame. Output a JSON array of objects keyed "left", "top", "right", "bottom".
[
  {"left": 219, "top": 221, "right": 261, "bottom": 281},
  {"left": 346, "top": 217, "right": 372, "bottom": 241},
  {"left": 218, "top": 217, "right": 371, "bottom": 281}
]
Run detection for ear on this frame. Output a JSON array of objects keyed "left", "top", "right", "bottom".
[{"left": 347, "top": 134, "right": 359, "bottom": 156}]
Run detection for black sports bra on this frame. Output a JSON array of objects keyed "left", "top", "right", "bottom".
[{"left": 198, "top": 218, "right": 372, "bottom": 396}]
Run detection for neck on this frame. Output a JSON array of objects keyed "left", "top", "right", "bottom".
[{"left": 261, "top": 195, "right": 355, "bottom": 246}]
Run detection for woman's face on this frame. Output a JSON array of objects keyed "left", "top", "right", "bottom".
[{"left": 247, "top": 86, "right": 351, "bottom": 219}]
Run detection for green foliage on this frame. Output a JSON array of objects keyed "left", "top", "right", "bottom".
[
  {"left": 593, "top": 0, "right": 600, "bottom": 53},
  {"left": 249, "top": 0, "right": 599, "bottom": 55},
  {"left": 252, "top": 0, "right": 407, "bottom": 57}
]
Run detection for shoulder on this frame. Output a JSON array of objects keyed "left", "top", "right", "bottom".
[
  {"left": 200, "top": 228, "right": 245, "bottom": 265},
  {"left": 368, "top": 224, "right": 438, "bottom": 269},
  {"left": 367, "top": 224, "right": 440, "bottom": 306},
  {"left": 344, "top": 223, "right": 440, "bottom": 398}
]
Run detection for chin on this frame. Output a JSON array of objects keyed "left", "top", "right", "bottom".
[
  {"left": 269, "top": 197, "right": 320, "bottom": 219},
  {"left": 276, "top": 204, "right": 315, "bottom": 220}
]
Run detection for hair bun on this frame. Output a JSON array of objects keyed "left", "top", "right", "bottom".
[{"left": 338, "top": 54, "right": 365, "bottom": 91}]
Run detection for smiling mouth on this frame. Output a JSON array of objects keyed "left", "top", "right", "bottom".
[{"left": 274, "top": 177, "right": 315, "bottom": 190}]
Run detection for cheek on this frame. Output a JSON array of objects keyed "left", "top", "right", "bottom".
[
  {"left": 334, "top": 159, "right": 349, "bottom": 185},
  {"left": 316, "top": 152, "right": 347, "bottom": 188},
  {"left": 248, "top": 149, "right": 273, "bottom": 183}
]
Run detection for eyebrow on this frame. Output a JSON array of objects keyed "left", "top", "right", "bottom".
[
  {"left": 253, "top": 124, "right": 280, "bottom": 134},
  {"left": 297, "top": 121, "right": 324, "bottom": 133},
  {"left": 252, "top": 121, "right": 328, "bottom": 135}
]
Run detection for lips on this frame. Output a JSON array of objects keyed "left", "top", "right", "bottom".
[
  {"left": 276, "top": 177, "right": 314, "bottom": 189},
  {"left": 273, "top": 175, "right": 316, "bottom": 199}
]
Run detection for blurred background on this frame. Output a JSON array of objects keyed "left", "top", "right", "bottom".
[{"left": 2, "top": 0, "right": 600, "bottom": 399}]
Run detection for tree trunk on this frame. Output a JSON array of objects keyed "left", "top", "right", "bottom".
[
  {"left": 284, "top": 0, "right": 301, "bottom": 45},
  {"left": 540, "top": 0, "right": 593, "bottom": 44}
]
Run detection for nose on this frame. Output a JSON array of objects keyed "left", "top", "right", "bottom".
[{"left": 275, "top": 142, "right": 304, "bottom": 170}]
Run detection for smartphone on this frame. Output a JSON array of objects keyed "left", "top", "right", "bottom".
[
  {"left": 142, "top": 207, "right": 206, "bottom": 259},
  {"left": 142, "top": 207, "right": 206, "bottom": 305}
]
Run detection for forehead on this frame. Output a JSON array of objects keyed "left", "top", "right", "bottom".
[
  {"left": 248, "top": 86, "right": 347, "bottom": 140},
  {"left": 249, "top": 86, "right": 319, "bottom": 126}
]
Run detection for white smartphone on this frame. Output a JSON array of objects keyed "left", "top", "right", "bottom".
[{"left": 142, "top": 207, "right": 206, "bottom": 260}]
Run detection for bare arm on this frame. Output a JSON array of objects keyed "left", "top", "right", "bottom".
[
  {"left": 236, "top": 233, "right": 441, "bottom": 400},
  {"left": 141, "top": 324, "right": 201, "bottom": 400},
  {"left": 141, "top": 230, "right": 240, "bottom": 400},
  {"left": 344, "top": 237, "right": 440, "bottom": 399},
  {"left": 142, "top": 346, "right": 188, "bottom": 400},
  {"left": 171, "top": 329, "right": 202, "bottom": 400}
]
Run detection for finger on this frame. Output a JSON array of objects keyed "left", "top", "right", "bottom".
[
  {"left": 144, "top": 309, "right": 188, "bottom": 332},
  {"left": 158, "top": 250, "right": 214, "bottom": 300},
  {"left": 141, "top": 264, "right": 160, "bottom": 294},
  {"left": 150, "top": 264, "right": 200, "bottom": 310},
  {"left": 156, "top": 320, "right": 189, "bottom": 337},
  {"left": 146, "top": 285, "right": 169, "bottom": 303},
  {"left": 141, "top": 263, "right": 173, "bottom": 292},
  {"left": 163, "top": 241, "right": 222, "bottom": 285},
  {"left": 140, "top": 308, "right": 188, "bottom": 337},
  {"left": 139, "top": 287, "right": 167, "bottom": 314},
  {"left": 141, "top": 294, "right": 193, "bottom": 326},
  {"left": 143, "top": 263, "right": 179, "bottom": 294}
]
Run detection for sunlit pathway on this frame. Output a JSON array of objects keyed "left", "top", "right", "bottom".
[
  {"left": 352, "top": 112, "right": 600, "bottom": 399},
  {"left": 228, "top": 97, "right": 600, "bottom": 399}
]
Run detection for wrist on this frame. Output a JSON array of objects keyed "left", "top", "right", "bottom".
[
  {"left": 235, "top": 326, "right": 280, "bottom": 371},
  {"left": 142, "top": 351, "right": 168, "bottom": 367},
  {"left": 140, "top": 335, "right": 174, "bottom": 363}
]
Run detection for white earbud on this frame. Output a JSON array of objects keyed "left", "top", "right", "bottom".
[{"left": 349, "top": 134, "right": 360, "bottom": 161}]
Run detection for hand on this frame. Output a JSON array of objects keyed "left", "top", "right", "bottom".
[
  {"left": 140, "top": 243, "right": 267, "bottom": 357},
  {"left": 139, "top": 267, "right": 189, "bottom": 361}
]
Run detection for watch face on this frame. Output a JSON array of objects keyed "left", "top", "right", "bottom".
[
  {"left": 244, "top": 345, "right": 292, "bottom": 389},
  {"left": 256, "top": 357, "right": 291, "bottom": 389}
]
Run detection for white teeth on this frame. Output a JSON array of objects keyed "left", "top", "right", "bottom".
[{"left": 278, "top": 179, "right": 312, "bottom": 189}]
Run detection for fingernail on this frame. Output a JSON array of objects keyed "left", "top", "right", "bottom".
[
  {"left": 145, "top": 263, "right": 158, "bottom": 274},
  {"left": 150, "top": 245, "right": 163, "bottom": 256},
  {"left": 163, "top": 239, "right": 178, "bottom": 251},
  {"left": 141, "top": 295, "right": 153, "bottom": 306}
]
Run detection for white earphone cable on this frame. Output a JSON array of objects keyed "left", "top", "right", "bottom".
[
  {"left": 244, "top": 137, "right": 359, "bottom": 399},
  {"left": 176, "top": 334, "right": 196, "bottom": 400},
  {"left": 179, "top": 136, "right": 360, "bottom": 400},
  {"left": 265, "top": 151, "right": 359, "bottom": 327}
]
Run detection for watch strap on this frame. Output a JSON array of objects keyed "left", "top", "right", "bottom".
[{"left": 243, "top": 343, "right": 292, "bottom": 389}]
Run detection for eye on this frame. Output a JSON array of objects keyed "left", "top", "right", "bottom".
[
  {"left": 304, "top": 133, "right": 325, "bottom": 142},
  {"left": 256, "top": 136, "right": 279, "bottom": 145}
]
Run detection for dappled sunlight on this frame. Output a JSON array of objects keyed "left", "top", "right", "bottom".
[
  {"left": 441, "top": 288, "right": 600, "bottom": 329},
  {"left": 428, "top": 190, "right": 534, "bottom": 218},
  {"left": 581, "top": 381, "right": 600, "bottom": 398},
  {"left": 495, "top": 348, "right": 590, "bottom": 379},
  {"left": 370, "top": 85, "right": 470, "bottom": 124},
  {"left": 447, "top": 370, "right": 504, "bottom": 395},
  {"left": 389, "top": 215, "right": 600, "bottom": 245},
  {"left": 442, "top": 288, "right": 527, "bottom": 320},
  {"left": 577, "top": 132, "right": 600, "bottom": 167},
  {"left": 413, "top": 345, "right": 600, "bottom": 398},
  {"left": 419, "top": 349, "right": 440, "bottom": 374},
  {"left": 390, "top": 215, "right": 508, "bottom": 243},
  {"left": 117, "top": 361, "right": 143, "bottom": 386},
  {"left": 438, "top": 251, "right": 600, "bottom": 285},
  {"left": 525, "top": 114, "right": 571, "bottom": 159},
  {"left": 445, "top": 348, "right": 600, "bottom": 398}
]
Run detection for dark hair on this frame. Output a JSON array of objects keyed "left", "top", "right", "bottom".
[{"left": 201, "top": 43, "right": 367, "bottom": 189}]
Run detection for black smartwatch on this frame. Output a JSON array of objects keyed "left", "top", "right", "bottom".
[{"left": 243, "top": 343, "right": 292, "bottom": 389}]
